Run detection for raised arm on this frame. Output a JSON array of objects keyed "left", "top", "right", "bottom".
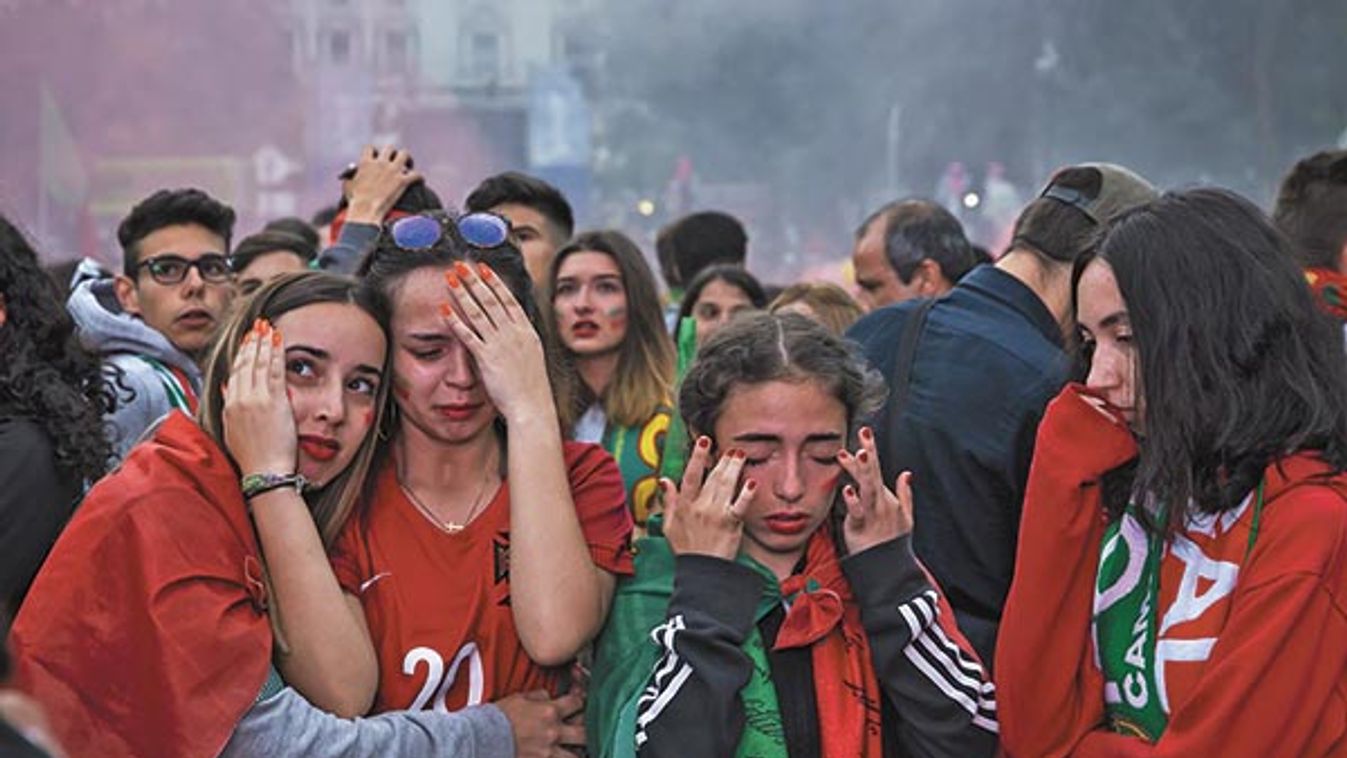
[
  {"left": 223, "top": 319, "right": 377, "bottom": 717},
  {"left": 837, "top": 427, "right": 998, "bottom": 757},
  {"left": 444, "top": 261, "right": 626, "bottom": 664},
  {"left": 634, "top": 438, "right": 759, "bottom": 756},
  {"left": 995, "top": 384, "right": 1139, "bottom": 758}
]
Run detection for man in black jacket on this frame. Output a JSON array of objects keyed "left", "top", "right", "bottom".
[{"left": 847, "top": 163, "right": 1158, "bottom": 669}]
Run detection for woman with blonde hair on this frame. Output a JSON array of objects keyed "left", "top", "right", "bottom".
[
  {"left": 769, "top": 281, "right": 865, "bottom": 335},
  {"left": 545, "top": 229, "right": 676, "bottom": 527}
]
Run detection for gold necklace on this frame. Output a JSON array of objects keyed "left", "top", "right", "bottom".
[{"left": 399, "top": 470, "right": 495, "bottom": 535}]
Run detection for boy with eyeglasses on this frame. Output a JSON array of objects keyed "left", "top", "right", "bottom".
[{"left": 67, "top": 188, "right": 236, "bottom": 461}]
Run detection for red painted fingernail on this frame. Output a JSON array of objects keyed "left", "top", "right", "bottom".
[
  {"left": 734, "top": 449, "right": 747, "bottom": 460},
  {"left": 446, "top": 271, "right": 461, "bottom": 289},
  {"left": 858, "top": 450, "right": 870, "bottom": 464},
  {"left": 844, "top": 485, "right": 856, "bottom": 497},
  {"left": 454, "top": 260, "right": 472, "bottom": 279},
  {"left": 696, "top": 437, "right": 710, "bottom": 449},
  {"left": 477, "top": 262, "right": 494, "bottom": 281},
  {"left": 860, "top": 427, "right": 872, "bottom": 441},
  {"left": 745, "top": 478, "right": 757, "bottom": 490}
]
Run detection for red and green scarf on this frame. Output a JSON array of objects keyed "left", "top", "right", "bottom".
[
  {"left": 1306, "top": 267, "right": 1347, "bottom": 322},
  {"left": 590, "top": 522, "right": 884, "bottom": 758}
]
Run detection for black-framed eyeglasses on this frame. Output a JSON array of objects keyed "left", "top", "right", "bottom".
[
  {"left": 136, "top": 254, "right": 234, "bottom": 285},
  {"left": 388, "top": 212, "right": 512, "bottom": 252}
]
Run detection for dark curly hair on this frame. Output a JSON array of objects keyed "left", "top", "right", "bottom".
[
  {"left": 116, "top": 188, "right": 235, "bottom": 277},
  {"left": 678, "top": 312, "right": 887, "bottom": 554},
  {"left": 0, "top": 216, "right": 113, "bottom": 482},
  {"left": 679, "top": 311, "right": 886, "bottom": 447}
]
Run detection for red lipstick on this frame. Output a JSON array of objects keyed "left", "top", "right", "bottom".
[
  {"left": 298, "top": 435, "right": 340, "bottom": 462},
  {"left": 436, "top": 403, "right": 482, "bottom": 421},
  {"left": 764, "top": 512, "right": 811, "bottom": 535}
]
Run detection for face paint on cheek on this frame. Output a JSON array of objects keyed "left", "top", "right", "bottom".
[
  {"left": 603, "top": 305, "right": 626, "bottom": 319},
  {"left": 818, "top": 469, "right": 842, "bottom": 496}
]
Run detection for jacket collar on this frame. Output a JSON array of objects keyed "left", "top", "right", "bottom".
[{"left": 959, "top": 264, "right": 1065, "bottom": 348}]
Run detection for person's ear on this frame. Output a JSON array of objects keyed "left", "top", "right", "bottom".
[
  {"left": 916, "top": 259, "right": 947, "bottom": 296},
  {"left": 114, "top": 274, "right": 142, "bottom": 316}
]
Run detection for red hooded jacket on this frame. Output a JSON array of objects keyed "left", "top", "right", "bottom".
[
  {"left": 997, "top": 384, "right": 1347, "bottom": 757},
  {"left": 10, "top": 412, "right": 272, "bottom": 758}
]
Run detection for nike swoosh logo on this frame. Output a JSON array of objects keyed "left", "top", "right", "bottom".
[{"left": 359, "top": 571, "right": 392, "bottom": 593}]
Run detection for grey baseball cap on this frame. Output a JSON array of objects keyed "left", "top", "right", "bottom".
[{"left": 1038, "top": 162, "right": 1158, "bottom": 224}]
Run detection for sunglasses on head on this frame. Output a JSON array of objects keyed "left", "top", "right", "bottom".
[
  {"left": 136, "top": 254, "right": 233, "bottom": 285},
  {"left": 388, "top": 212, "right": 511, "bottom": 252}
]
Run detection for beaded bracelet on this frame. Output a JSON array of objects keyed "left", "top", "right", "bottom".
[{"left": 240, "top": 472, "right": 307, "bottom": 500}]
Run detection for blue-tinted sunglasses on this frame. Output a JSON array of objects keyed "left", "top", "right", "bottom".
[{"left": 389, "top": 212, "right": 511, "bottom": 251}]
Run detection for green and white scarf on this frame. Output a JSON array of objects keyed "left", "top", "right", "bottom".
[{"left": 1093, "top": 482, "right": 1263, "bottom": 740}]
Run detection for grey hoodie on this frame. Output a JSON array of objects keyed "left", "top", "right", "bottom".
[{"left": 67, "top": 278, "right": 204, "bottom": 461}]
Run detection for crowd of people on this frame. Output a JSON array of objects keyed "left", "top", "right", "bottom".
[{"left": 1, "top": 142, "right": 1346, "bottom": 758}]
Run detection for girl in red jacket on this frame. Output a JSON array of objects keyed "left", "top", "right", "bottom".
[{"left": 997, "top": 188, "right": 1347, "bottom": 757}]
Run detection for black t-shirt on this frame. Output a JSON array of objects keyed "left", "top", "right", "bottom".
[{"left": 0, "top": 417, "right": 82, "bottom": 617}]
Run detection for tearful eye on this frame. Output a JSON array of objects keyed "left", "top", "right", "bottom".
[{"left": 287, "top": 359, "right": 316, "bottom": 378}]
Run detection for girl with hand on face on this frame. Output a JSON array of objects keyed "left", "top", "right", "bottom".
[
  {"left": 589, "top": 313, "right": 998, "bottom": 758},
  {"left": 10, "top": 272, "right": 540, "bottom": 758},
  {"left": 545, "top": 230, "right": 676, "bottom": 529},
  {"left": 997, "top": 190, "right": 1347, "bottom": 758},
  {"left": 305, "top": 212, "right": 633, "bottom": 754}
]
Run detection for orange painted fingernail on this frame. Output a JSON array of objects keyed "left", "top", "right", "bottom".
[
  {"left": 446, "top": 271, "right": 461, "bottom": 289},
  {"left": 477, "top": 262, "right": 494, "bottom": 281},
  {"left": 439, "top": 302, "right": 454, "bottom": 318},
  {"left": 453, "top": 260, "right": 472, "bottom": 279},
  {"left": 271, "top": 328, "right": 282, "bottom": 346}
]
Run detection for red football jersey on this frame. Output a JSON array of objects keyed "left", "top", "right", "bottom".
[{"left": 331, "top": 441, "right": 634, "bottom": 714}]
